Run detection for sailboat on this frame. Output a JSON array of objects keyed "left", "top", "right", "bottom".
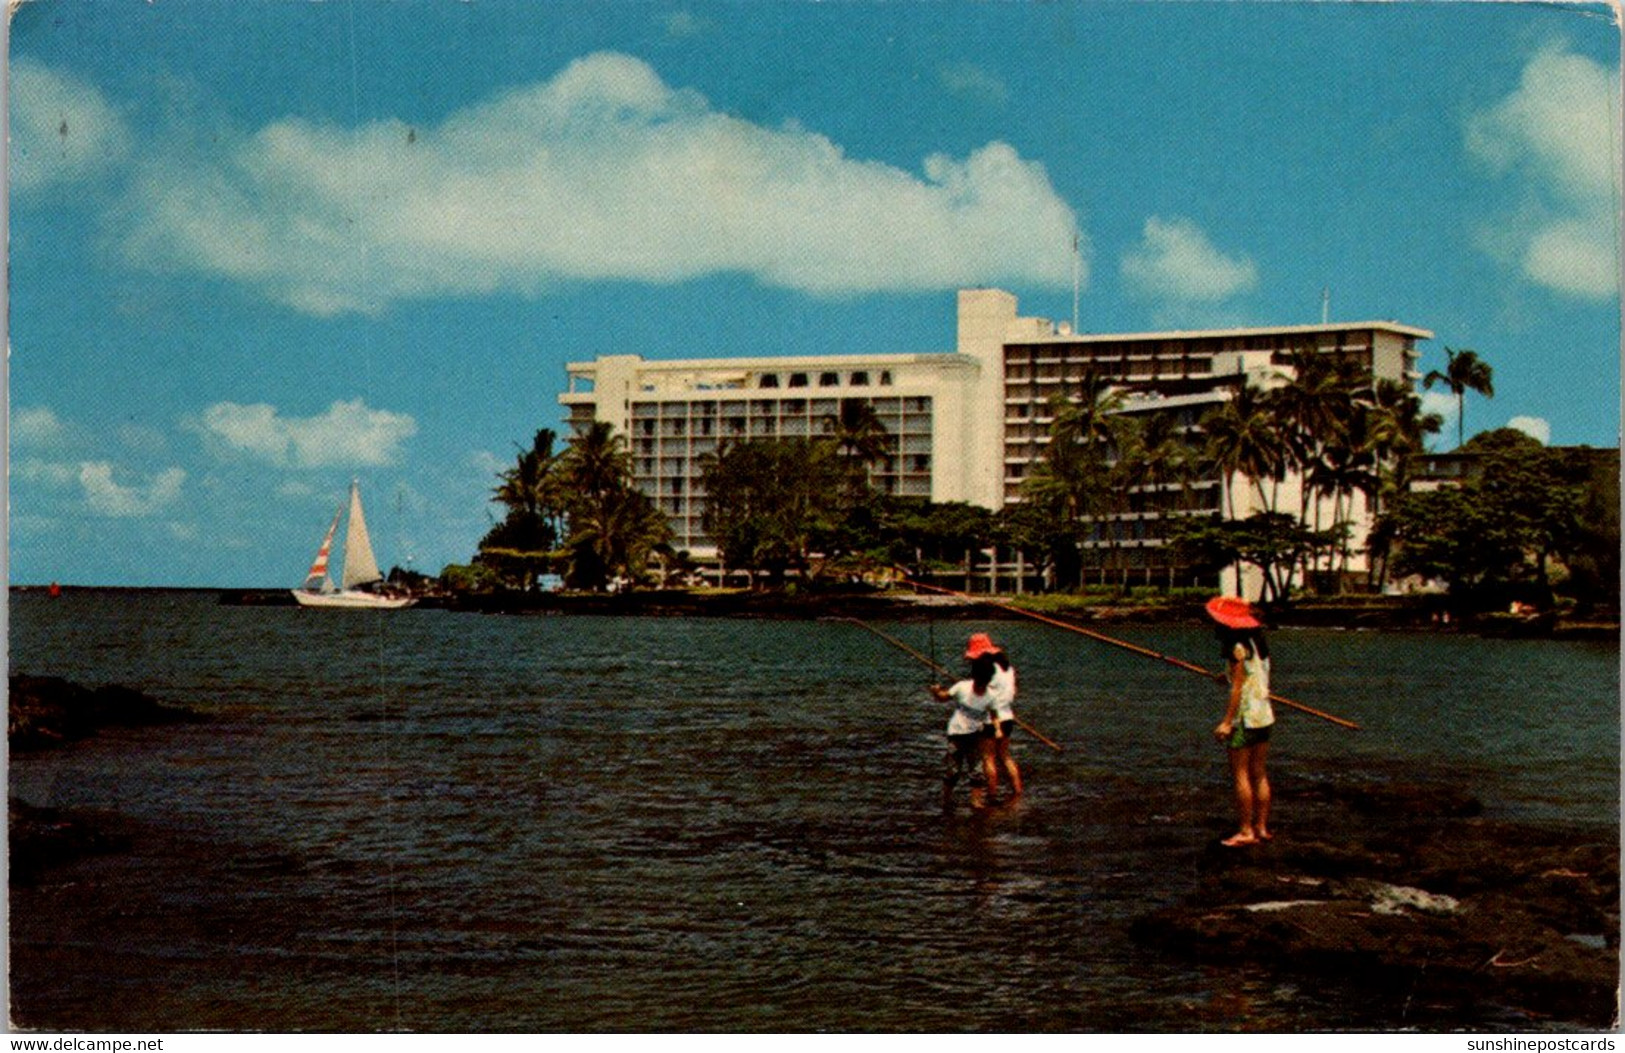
[{"left": 291, "top": 481, "right": 416, "bottom": 609}]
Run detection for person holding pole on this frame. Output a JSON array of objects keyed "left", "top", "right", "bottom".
[
  {"left": 964, "top": 632, "right": 1023, "bottom": 799},
  {"left": 1206, "top": 596, "right": 1274, "bottom": 846},
  {"left": 929, "top": 648, "right": 998, "bottom": 810}
]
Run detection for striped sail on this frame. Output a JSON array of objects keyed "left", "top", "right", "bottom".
[
  {"left": 340, "top": 481, "right": 384, "bottom": 590},
  {"left": 304, "top": 507, "right": 343, "bottom": 588}
]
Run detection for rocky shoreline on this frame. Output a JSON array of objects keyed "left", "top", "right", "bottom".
[
  {"left": 8, "top": 673, "right": 204, "bottom": 752},
  {"left": 1138, "top": 779, "right": 1620, "bottom": 1027}
]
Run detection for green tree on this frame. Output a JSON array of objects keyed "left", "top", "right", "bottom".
[
  {"left": 1423, "top": 346, "right": 1495, "bottom": 450},
  {"left": 699, "top": 438, "right": 846, "bottom": 587},
  {"left": 555, "top": 421, "right": 672, "bottom": 590},
  {"left": 999, "top": 491, "right": 1082, "bottom": 590},
  {"left": 1362, "top": 378, "right": 1442, "bottom": 589},
  {"left": 566, "top": 483, "right": 673, "bottom": 590},
  {"left": 477, "top": 428, "right": 565, "bottom": 589},
  {"left": 1024, "top": 383, "right": 1139, "bottom": 585},
  {"left": 1388, "top": 428, "right": 1583, "bottom": 610},
  {"left": 1557, "top": 447, "right": 1621, "bottom": 614}
]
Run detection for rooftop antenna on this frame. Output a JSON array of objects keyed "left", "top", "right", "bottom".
[
  {"left": 1071, "top": 230, "right": 1081, "bottom": 334},
  {"left": 1321, "top": 286, "right": 1330, "bottom": 325}
]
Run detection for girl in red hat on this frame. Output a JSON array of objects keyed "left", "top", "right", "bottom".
[
  {"left": 1205, "top": 597, "right": 1274, "bottom": 846},
  {"left": 964, "top": 632, "right": 1023, "bottom": 799}
]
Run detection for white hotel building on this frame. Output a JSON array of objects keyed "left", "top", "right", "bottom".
[{"left": 559, "top": 289, "right": 1431, "bottom": 591}]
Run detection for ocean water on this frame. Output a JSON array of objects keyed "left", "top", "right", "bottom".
[{"left": 8, "top": 590, "right": 1620, "bottom": 1030}]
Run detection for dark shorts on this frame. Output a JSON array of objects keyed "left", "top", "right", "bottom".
[
  {"left": 1227, "top": 724, "right": 1272, "bottom": 750},
  {"left": 982, "top": 719, "right": 1014, "bottom": 740},
  {"left": 943, "top": 732, "right": 986, "bottom": 786}
]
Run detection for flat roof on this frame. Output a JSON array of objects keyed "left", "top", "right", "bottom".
[
  {"left": 1009, "top": 320, "right": 1434, "bottom": 345},
  {"left": 564, "top": 352, "right": 972, "bottom": 373}
]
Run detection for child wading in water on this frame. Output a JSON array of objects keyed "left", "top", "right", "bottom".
[
  {"left": 966, "top": 632, "right": 1022, "bottom": 799},
  {"left": 930, "top": 634, "right": 1003, "bottom": 810},
  {"left": 1206, "top": 596, "right": 1275, "bottom": 846}
]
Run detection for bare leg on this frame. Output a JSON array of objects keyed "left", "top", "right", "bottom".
[
  {"left": 981, "top": 736, "right": 1000, "bottom": 798},
  {"left": 1223, "top": 746, "right": 1258, "bottom": 845},
  {"left": 1250, "top": 741, "right": 1272, "bottom": 839},
  {"left": 997, "top": 736, "right": 1023, "bottom": 796}
]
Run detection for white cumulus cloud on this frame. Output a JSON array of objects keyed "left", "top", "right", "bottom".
[
  {"left": 9, "top": 58, "right": 132, "bottom": 193},
  {"left": 1506, "top": 415, "right": 1552, "bottom": 444},
  {"left": 1466, "top": 44, "right": 1621, "bottom": 300},
  {"left": 194, "top": 399, "right": 417, "bottom": 467},
  {"left": 1121, "top": 216, "right": 1258, "bottom": 312},
  {"left": 119, "top": 51, "right": 1079, "bottom": 315},
  {"left": 12, "top": 405, "right": 70, "bottom": 446},
  {"left": 78, "top": 463, "right": 187, "bottom": 517},
  {"left": 1420, "top": 390, "right": 1459, "bottom": 442},
  {"left": 15, "top": 457, "right": 80, "bottom": 488}
]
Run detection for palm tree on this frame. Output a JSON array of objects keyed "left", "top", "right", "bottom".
[
  {"left": 1423, "top": 346, "right": 1495, "bottom": 450},
  {"left": 1202, "top": 382, "right": 1287, "bottom": 520},
  {"left": 823, "top": 398, "right": 891, "bottom": 506},
  {"left": 492, "top": 428, "right": 565, "bottom": 540},
  {"left": 1202, "top": 382, "right": 1290, "bottom": 596},
  {"left": 556, "top": 421, "right": 667, "bottom": 590},
  {"left": 1121, "top": 409, "right": 1198, "bottom": 586},
  {"left": 560, "top": 420, "right": 632, "bottom": 504},
  {"left": 1362, "top": 378, "right": 1443, "bottom": 588},
  {"left": 481, "top": 428, "right": 565, "bottom": 588},
  {"left": 1035, "top": 382, "right": 1136, "bottom": 584},
  {"left": 824, "top": 398, "right": 891, "bottom": 468},
  {"left": 568, "top": 483, "right": 673, "bottom": 588}
]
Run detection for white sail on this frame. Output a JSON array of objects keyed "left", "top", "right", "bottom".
[
  {"left": 293, "top": 481, "right": 415, "bottom": 608},
  {"left": 340, "top": 481, "right": 384, "bottom": 590}
]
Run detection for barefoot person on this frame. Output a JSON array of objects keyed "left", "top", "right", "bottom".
[
  {"left": 930, "top": 643, "right": 999, "bottom": 810},
  {"left": 964, "top": 633, "right": 1023, "bottom": 799},
  {"left": 1206, "top": 596, "right": 1274, "bottom": 846}
]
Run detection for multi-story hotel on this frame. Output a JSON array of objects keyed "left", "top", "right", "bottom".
[{"left": 559, "top": 289, "right": 1432, "bottom": 590}]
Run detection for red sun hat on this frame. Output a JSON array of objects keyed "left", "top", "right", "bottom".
[
  {"left": 964, "top": 632, "right": 1000, "bottom": 659},
  {"left": 1205, "top": 595, "right": 1262, "bottom": 629}
]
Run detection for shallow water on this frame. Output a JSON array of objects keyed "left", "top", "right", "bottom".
[{"left": 9, "top": 591, "right": 1619, "bottom": 1030}]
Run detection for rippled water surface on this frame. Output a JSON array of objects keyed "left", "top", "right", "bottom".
[{"left": 9, "top": 591, "right": 1619, "bottom": 1030}]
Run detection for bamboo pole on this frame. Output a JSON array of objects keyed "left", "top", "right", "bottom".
[
  {"left": 836, "top": 616, "right": 1065, "bottom": 752},
  {"left": 899, "top": 578, "right": 1360, "bottom": 732}
]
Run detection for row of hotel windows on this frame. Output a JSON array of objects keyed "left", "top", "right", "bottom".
[
  {"left": 1005, "top": 360, "right": 1213, "bottom": 385},
  {"left": 630, "top": 396, "right": 931, "bottom": 418},
  {"left": 1005, "top": 334, "right": 1385, "bottom": 362},
  {"left": 634, "top": 421, "right": 933, "bottom": 441},
  {"left": 756, "top": 369, "right": 893, "bottom": 389},
  {"left": 636, "top": 450, "right": 933, "bottom": 481},
  {"left": 629, "top": 398, "right": 934, "bottom": 440}
]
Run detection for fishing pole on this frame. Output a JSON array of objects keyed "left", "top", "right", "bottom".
[
  {"left": 837, "top": 615, "right": 1065, "bottom": 753},
  {"left": 897, "top": 578, "right": 1360, "bottom": 732}
]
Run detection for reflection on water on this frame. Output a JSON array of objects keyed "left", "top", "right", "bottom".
[{"left": 9, "top": 591, "right": 1618, "bottom": 1030}]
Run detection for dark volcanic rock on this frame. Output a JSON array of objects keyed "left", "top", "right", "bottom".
[
  {"left": 9, "top": 674, "right": 202, "bottom": 752},
  {"left": 1135, "top": 786, "right": 1620, "bottom": 1027},
  {"left": 9, "top": 800, "right": 134, "bottom": 886}
]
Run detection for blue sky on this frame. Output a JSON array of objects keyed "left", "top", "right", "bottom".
[{"left": 7, "top": 1, "right": 1621, "bottom": 587}]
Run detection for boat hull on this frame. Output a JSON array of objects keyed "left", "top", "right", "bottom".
[{"left": 291, "top": 589, "right": 416, "bottom": 610}]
